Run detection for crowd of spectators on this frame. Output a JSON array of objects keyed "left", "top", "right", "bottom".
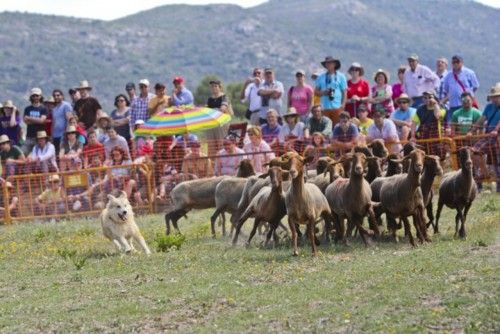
[{"left": 0, "top": 53, "right": 499, "bottom": 218}]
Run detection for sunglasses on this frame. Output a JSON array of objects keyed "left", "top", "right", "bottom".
[
  {"left": 117, "top": 99, "right": 126, "bottom": 102},
  {"left": 399, "top": 101, "right": 409, "bottom": 104},
  {"left": 452, "top": 60, "right": 461, "bottom": 64}
]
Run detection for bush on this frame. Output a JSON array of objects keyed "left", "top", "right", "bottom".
[{"left": 154, "top": 233, "right": 186, "bottom": 252}]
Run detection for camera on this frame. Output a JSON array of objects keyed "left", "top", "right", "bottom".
[{"left": 328, "top": 88, "right": 335, "bottom": 101}]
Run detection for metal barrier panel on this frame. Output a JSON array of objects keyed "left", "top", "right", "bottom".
[{"left": 0, "top": 163, "right": 154, "bottom": 224}]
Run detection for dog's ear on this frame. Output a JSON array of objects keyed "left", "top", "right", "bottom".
[
  {"left": 107, "top": 194, "right": 115, "bottom": 202},
  {"left": 119, "top": 191, "right": 127, "bottom": 199}
]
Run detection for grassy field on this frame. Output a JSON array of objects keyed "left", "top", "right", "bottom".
[{"left": 0, "top": 193, "right": 498, "bottom": 333}]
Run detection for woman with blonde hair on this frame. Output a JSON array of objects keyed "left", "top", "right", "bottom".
[{"left": 243, "top": 126, "right": 275, "bottom": 173}]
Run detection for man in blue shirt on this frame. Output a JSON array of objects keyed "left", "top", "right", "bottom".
[
  {"left": 172, "top": 76, "right": 194, "bottom": 106},
  {"left": 315, "top": 56, "right": 347, "bottom": 126},
  {"left": 51, "top": 89, "right": 73, "bottom": 156},
  {"left": 442, "top": 55, "right": 479, "bottom": 123},
  {"left": 391, "top": 94, "right": 416, "bottom": 141}
]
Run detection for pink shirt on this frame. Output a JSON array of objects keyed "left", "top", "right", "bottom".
[
  {"left": 243, "top": 140, "right": 275, "bottom": 173},
  {"left": 288, "top": 85, "right": 313, "bottom": 115}
]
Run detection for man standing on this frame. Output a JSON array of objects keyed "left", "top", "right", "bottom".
[
  {"left": 403, "top": 54, "right": 440, "bottom": 108},
  {"left": 258, "top": 68, "right": 284, "bottom": 124},
  {"left": 241, "top": 68, "right": 263, "bottom": 126},
  {"left": 73, "top": 80, "right": 104, "bottom": 130},
  {"left": 125, "top": 82, "right": 136, "bottom": 101},
  {"left": 315, "top": 56, "right": 347, "bottom": 126},
  {"left": 51, "top": 89, "right": 73, "bottom": 156},
  {"left": 442, "top": 55, "right": 480, "bottom": 123},
  {"left": 171, "top": 76, "right": 194, "bottom": 106},
  {"left": 148, "top": 82, "right": 171, "bottom": 117},
  {"left": 435, "top": 57, "right": 449, "bottom": 110},
  {"left": 22, "top": 87, "right": 48, "bottom": 155},
  {"left": 129, "top": 79, "right": 153, "bottom": 131}
]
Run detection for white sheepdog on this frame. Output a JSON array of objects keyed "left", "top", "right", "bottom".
[{"left": 100, "top": 191, "right": 151, "bottom": 255}]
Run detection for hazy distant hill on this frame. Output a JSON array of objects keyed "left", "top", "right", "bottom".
[{"left": 0, "top": 0, "right": 498, "bottom": 111}]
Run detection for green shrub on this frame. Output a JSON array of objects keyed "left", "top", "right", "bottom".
[
  {"left": 154, "top": 233, "right": 186, "bottom": 252},
  {"left": 57, "top": 248, "right": 77, "bottom": 260}
]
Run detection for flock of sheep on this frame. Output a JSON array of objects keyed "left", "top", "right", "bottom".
[{"left": 164, "top": 140, "right": 478, "bottom": 256}]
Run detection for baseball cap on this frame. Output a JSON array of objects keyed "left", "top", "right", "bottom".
[
  {"left": 30, "top": 87, "right": 43, "bottom": 96},
  {"left": 452, "top": 54, "right": 464, "bottom": 62},
  {"left": 139, "top": 79, "right": 150, "bottom": 87},
  {"left": 407, "top": 54, "right": 419, "bottom": 61},
  {"left": 173, "top": 76, "right": 184, "bottom": 84},
  {"left": 125, "top": 82, "right": 135, "bottom": 90}
]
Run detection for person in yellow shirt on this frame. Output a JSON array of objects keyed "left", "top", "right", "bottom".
[
  {"left": 147, "top": 82, "right": 171, "bottom": 117},
  {"left": 35, "top": 174, "right": 66, "bottom": 215}
]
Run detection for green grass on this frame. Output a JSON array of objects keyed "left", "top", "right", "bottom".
[{"left": 0, "top": 194, "right": 498, "bottom": 333}]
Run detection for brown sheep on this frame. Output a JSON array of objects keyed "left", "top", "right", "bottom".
[
  {"left": 325, "top": 153, "right": 379, "bottom": 246},
  {"left": 434, "top": 147, "right": 477, "bottom": 238},
  {"left": 420, "top": 155, "right": 443, "bottom": 233},
  {"left": 379, "top": 149, "right": 430, "bottom": 246},
  {"left": 232, "top": 166, "right": 288, "bottom": 247},
  {"left": 281, "top": 153, "right": 333, "bottom": 256}
]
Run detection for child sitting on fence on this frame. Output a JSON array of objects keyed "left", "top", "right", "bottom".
[{"left": 0, "top": 178, "right": 19, "bottom": 218}]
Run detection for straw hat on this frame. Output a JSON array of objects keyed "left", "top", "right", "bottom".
[
  {"left": 76, "top": 80, "right": 92, "bottom": 90},
  {"left": 283, "top": 107, "right": 299, "bottom": 118},
  {"left": 65, "top": 125, "right": 78, "bottom": 134},
  {"left": 3, "top": 100, "right": 16, "bottom": 109},
  {"left": 0, "top": 134, "right": 10, "bottom": 144},
  {"left": 48, "top": 174, "right": 60, "bottom": 183},
  {"left": 396, "top": 93, "right": 412, "bottom": 104},
  {"left": 45, "top": 96, "right": 56, "bottom": 104},
  {"left": 36, "top": 131, "right": 49, "bottom": 139},
  {"left": 97, "top": 115, "right": 111, "bottom": 128},
  {"left": 348, "top": 62, "right": 365, "bottom": 76},
  {"left": 373, "top": 69, "right": 390, "bottom": 83},
  {"left": 487, "top": 83, "right": 500, "bottom": 98}
]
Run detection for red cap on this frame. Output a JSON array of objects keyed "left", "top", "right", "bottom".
[{"left": 172, "top": 76, "right": 184, "bottom": 84}]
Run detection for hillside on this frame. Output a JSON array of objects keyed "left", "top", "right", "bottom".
[{"left": 0, "top": 0, "right": 498, "bottom": 111}]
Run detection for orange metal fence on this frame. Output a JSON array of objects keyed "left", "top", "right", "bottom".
[
  {"left": 1, "top": 163, "right": 154, "bottom": 224},
  {"left": 0, "top": 132, "right": 497, "bottom": 225}
]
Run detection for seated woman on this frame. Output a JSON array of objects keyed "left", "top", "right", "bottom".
[
  {"left": 352, "top": 103, "right": 373, "bottom": 145},
  {"left": 27, "top": 131, "right": 58, "bottom": 173},
  {"left": 0, "top": 100, "right": 22, "bottom": 146},
  {"left": 35, "top": 174, "right": 66, "bottom": 215},
  {"left": 303, "top": 132, "right": 328, "bottom": 170},
  {"left": 181, "top": 141, "right": 214, "bottom": 178},
  {"left": 331, "top": 112, "right": 359, "bottom": 156},
  {"left": 0, "top": 178, "right": 19, "bottom": 218},
  {"left": 243, "top": 126, "right": 275, "bottom": 173},
  {"left": 278, "top": 107, "right": 305, "bottom": 153},
  {"left": 59, "top": 125, "right": 83, "bottom": 171},
  {"left": 67, "top": 116, "right": 87, "bottom": 144},
  {"left": 216, "top": 135, "right": 246, "bottom": 176}
]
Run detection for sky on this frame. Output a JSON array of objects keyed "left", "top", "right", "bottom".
[{"left": 0, "top": 0, "right": 498, "bottom": 20}]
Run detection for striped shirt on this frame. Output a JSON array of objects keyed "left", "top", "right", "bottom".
[{"left": 129, "top": 94, "right": 153, "bottom": 129}]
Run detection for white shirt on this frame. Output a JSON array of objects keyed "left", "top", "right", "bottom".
[
  {"left": 278, "top": 121, "right": 305, "bottom": 143},
  {"left": 404, "top": 64, "right": 440, "bottom": 98},
  {"left": 367, "top": 119, "right": 402, "bottom": 154},
  {"left": 242, "top": 83, "right": 262, "bottom": 113},
  {"left": 258, "top": 80, "right": 284, "bottom": 119}
]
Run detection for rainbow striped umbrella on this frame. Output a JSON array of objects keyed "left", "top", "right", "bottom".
[{"left": 134, "top": 105, "right": 231, "bottom": 136}]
